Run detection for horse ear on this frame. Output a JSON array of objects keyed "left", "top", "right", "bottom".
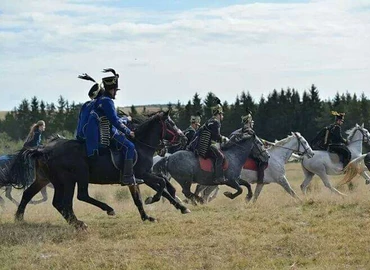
[
  {"left": 164, "top": 110, "right": 170, "bottom": 117},
  {"left": 291, "top": 132, "right": 294, "bottom": 136},
  {"left": 362, "top": 123, "right": 364, "bottom": 128}
]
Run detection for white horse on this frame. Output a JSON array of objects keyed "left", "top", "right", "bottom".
[
  {"left": 300, "top": 124, "right": 370, "bottom": 195},
  {"left": 195, "top": 132, "right": 315, "bottom": 203}
]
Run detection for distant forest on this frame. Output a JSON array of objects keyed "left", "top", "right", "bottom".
[{"left": 1, "top": 84, "right": 369, "bottom": 145}]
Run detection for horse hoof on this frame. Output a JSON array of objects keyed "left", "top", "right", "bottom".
[
  {"left": 14, "top": 213, "right": 24, "bottom": 222},
  {"left": 223, "top": 191, "right": 233, "bottom": 199},
  {"left": 181, "top": 208, "right": 191, "bottom": 214},
  {"left": 74, "top": 221, "right": 88, "bottom": 231},
  {"left": 183, "top": 199, "right": 190, "bottom": 204},
  {"left": 147, "top": 216, "right": 157, "bottom": 223},
  {"left": 145, "top": 197, "right": 153, "bottom": 205},
  {"left": 107, "top": 210, "right": 116, "bottom": 216},
  {"left": 246, "top": 196, "right": 252, "bottom": 203}
]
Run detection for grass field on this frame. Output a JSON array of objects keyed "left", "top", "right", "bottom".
[{"left": 1, "top": 163, "right": 370, "bottom": 270}]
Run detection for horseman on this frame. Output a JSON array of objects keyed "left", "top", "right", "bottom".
[
  {"left": 188, "top": 98, "right": 228, "bottom": 184},
  {"left": 76, "top": 73, "right": 103, "bottom": 141},
  {"left": 230, "top": 110, "right": 270, "bottom": 184},
  {"left": 326, "top": 111, "right": 351, "bottom": 168},
  {"left": 167, "top": 112, "right": 201, "bottom": 154},
  {"left": 85, "top": 68, "right": 143, "bottom": 186}
]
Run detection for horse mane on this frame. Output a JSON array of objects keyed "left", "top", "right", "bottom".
[
  {"left": 346, "top": 126, "right": 358, "bottom": 141},
  {"left": 273, "top": 136, "right": 292, "bottom": 147},
  {"left": 271, "top": 133, "right": 301, "bottom": 148},
  {"left": 133, "top": 113, "right": 161, "bottom": 135}
]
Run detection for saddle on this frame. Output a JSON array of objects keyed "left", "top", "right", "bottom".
[
  {"left": 92, "top": 147, "right": 137, "bottom": 171},
  {"left": 242, "top": 158, "right": 268, "bottom": 171},
  {"left": 198, "top": 157, "right": 229, "bottom": 173}
]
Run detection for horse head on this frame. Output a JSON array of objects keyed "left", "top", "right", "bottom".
[
  {"left": 157, "top": 110, "right": 187, "bottom": 147},
  {"left": 291, "top": 132, "right": 314, "bottom": 158},
  {"left": 347, "top": 124, "right": 370, "bottom": 145}
]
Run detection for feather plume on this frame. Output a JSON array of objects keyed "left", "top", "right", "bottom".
[
  {"left": 78, "top": 73, "right": 96, "bottom": 83},
  {"left": 214, "top": 97, "right": 221, "bottom": 105},
  {"left": 102, "top": 68, "right": 119, "bottom": 78}
]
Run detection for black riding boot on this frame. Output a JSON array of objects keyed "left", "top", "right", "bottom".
[
  {"left": 120, "top": 159, "right": 143, "bottom": 186},
  {"left": 213, "top": 158, "right": 226, "bottom": 184},
  {"left": 256, "top": 165, "right": 265, "bottom": 184}
]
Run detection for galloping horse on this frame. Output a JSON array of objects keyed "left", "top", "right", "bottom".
[
  {"left": 300, "top": 124, "right": 370, "bottom": 195},
  {"left": 1, "top": 111, "right": 188, "bottom": 228},
  {"left": 153, "top": 134, "right": 254, "bottom": 204},
  {"left": 195, "top": 132, "right": 314, "bottom": 203}
]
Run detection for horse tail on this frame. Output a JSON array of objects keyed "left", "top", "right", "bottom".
[
  {"left": 153, "top": 156, "right": 169, "bottom": 176},
  {"left": 0, "top": 148, "right": 43, "bottom": 189},
  {"left": 337, "top": 154, "right": 367, "bottom": 187}
]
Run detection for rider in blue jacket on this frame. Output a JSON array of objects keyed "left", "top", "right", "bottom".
[{"left": 85, "top": 68, "right": 143, "bottom": 186}]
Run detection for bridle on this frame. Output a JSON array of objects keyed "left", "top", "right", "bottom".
[
  {"left": 135, "top": 115, "right": 184, "bottom": 150},
  {"left": 348, "top": 127, "right": 369, "bottom": 144},
  {"left": 272, "top": 133, "right": 311, "bottom": 156}
]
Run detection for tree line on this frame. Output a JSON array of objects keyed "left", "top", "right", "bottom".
[{"left": 1, "top": 84, "right": 369, "bottom": 146}]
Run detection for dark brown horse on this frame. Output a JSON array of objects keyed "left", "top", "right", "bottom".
[{"left": 2, "top": 111, "right": 188, "bottom": 229}]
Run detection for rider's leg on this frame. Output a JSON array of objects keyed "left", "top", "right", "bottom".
[
  {"left": 209, "top": 145, "right": 226, "bottom": 184},
  {"left": 112, "top": 133, "right": 143, "bottom": 186}
]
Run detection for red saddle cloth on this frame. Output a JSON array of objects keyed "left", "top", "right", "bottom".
[
  {"left": 242, "top": 158, "right": 268, "bottom": 171},
  {"left": 198, "top": 157, "right": 229, "bottom": 173}
]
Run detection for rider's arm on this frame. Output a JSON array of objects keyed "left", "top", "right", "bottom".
[
  {"left": 331, "top": 125, "right": 347, "bottom": 144},
  {"left": 101, "top": 99, "right": 132, "bottom": 136},
  {"left": 207, "top": 120, "right": 222, "bottom": 142}
]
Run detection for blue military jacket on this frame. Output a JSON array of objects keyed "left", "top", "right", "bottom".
[
  {"left": 85, "top": 96, "right": 132, "bottom": 157},
  {"left": 76, "top": 100, "right": 96, "bottom": 141}
]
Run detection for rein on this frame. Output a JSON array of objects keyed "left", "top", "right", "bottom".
[{"left": 271, "top": 133, "right": 310, "bottom": 156}]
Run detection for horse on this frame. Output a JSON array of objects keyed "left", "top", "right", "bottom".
[
  {"left": 194, "top": 132, "right": 314, "bottom": 203},
  {"left": 153, "top": 133, "right": 255, "bottom": 205},
  {"left": 1, "top": 111, "right": 189, "bottom": 229},
  {"left": 299, "top": 124, "right": 370, "bottom": 196}
]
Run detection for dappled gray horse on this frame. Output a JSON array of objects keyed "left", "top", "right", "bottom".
[
  {"left": 153, "top": 134, "right": 254, "bottom": 204},
  {"left": 300, "top": 124, "right": 370, "bottom": 195}
]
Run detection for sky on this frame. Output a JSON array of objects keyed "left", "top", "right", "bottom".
[{"left": 1, "top": 0, "right": 370, "bottom": 110}]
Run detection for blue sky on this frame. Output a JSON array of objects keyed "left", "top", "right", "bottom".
[{"left": 0, "top": 0, "right": 369, "bottom": 111}]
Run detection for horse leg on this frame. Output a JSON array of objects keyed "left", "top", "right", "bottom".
[
  {"left": 164, "top": 179, "right": 184, "bottom": 204},
  {"left": 278, "top": 176, "right": 302, "bottom": 201},
  {"left": 142, "top": 173, "right": 166, "bottom": 204},
  {"left": 5, "top": 186, "right": 19, "bottom": 206},
  {"left": 60, "top": 180, "right": 88, "bottom": 230},
  {"left": 317, "top": 173, "right": 346, "bottom": 196},
  {"left": 76, "top": 176, "right": 115, "bottom": 216},
  {"left": 128, "top": 185, "right": 156, "bottom": 222},
  {"left": 206, "top": 186, "right": 219, "bottom": 203},
  {"left": 253, "top": 183, "right": 264, "bottom": 202},
  {"left": 15, "top": 179, "right": 49, "bottom": 222},
  {"left": 300, "top": 168, "right": 315, "bottom": 195},
  {"left": 223, "top": 179, "right": 243, "bottom": 199},
  {"left": 360, "top": 171, "right": 370, "bottom": 185},
  {"left": 162, "top": 179, "right": 190, "bottom": 213},
  {"left": 194, "top": 184, "right": 208, "bottom": 204},
  {"left": 29, "top": 186, "right": 48, "bottom": 205},
  {"left": 238, "top": 178, "right": 253, "bottom": 202},
  {"left": 180, "top": 181, "right": 199, "bottom": 205},
  {"left": 0, "top": 195, "right": 5, "bottom": 209}
]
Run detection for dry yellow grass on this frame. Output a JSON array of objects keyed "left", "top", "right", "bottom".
[{"left": 1, "top": 163, "right": 370, "bottom": 270}]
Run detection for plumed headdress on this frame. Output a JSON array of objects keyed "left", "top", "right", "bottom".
[
  {"left": 78, "top": 73, "right": 102, "bottom": 99},
  {"left": 102, "top": 68, "right": 120, "bottom": 91},
  {"left": 241, "top": 108, "right": 253, "bottom": 124},
  {"left": 190, "top": 111, "right": 202, "bottom": 125},
  {"left": 331, "top": 111, "right": 345, "bottom": 121},
  {"left": 211, "top": 97, "right": 223, "bottom": 115}
]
